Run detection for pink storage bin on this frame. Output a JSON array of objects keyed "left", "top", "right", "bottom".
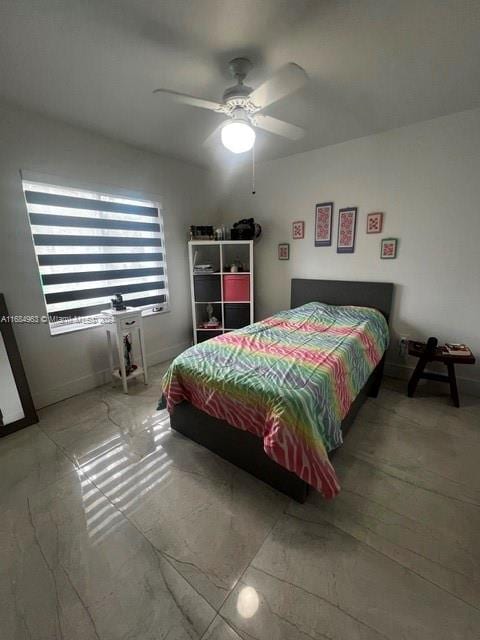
[{"left": 223, "top": 274, "right": 250, "bottom": 302}]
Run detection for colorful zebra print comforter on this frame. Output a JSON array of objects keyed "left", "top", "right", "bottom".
[{"left": 160, "top": 302, "right": 389, "bottom": 498}]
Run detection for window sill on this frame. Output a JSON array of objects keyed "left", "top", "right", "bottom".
[{"left": 49, "top": 305, "right": 170, "bottom": 336}]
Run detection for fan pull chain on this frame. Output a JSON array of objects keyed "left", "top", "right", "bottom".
[{"left": 251, "top": 143, "right": 256, "bottom": 195}]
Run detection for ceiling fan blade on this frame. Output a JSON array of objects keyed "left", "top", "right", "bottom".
[
  {"left": 255, "top": 114, "right": 304, "bottom": 140},
  {"left": 249, "top": 63, "right": 307, "bottom": 110},
  {"left": 153, "top": 89, "right": 222, "bottom": 112},
  {"left": 202, "top": 122, "right": 225, "bottom": 147}
]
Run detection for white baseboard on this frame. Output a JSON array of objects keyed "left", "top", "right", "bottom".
[
  {"left": 33, "top": 340, "right": 190, "bottom": 409},
  {"left": 385, "top": 360, "right": 480, "bottom": 397},
  {"left": 33, "top": 345, "right": 479, "bottom": 409}
]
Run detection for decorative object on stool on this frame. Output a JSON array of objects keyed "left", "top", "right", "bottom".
[
  {"left": 111, "top": 293, "right": 127, "bottom": 311},
  {"left": 278, "top": 243, "right": 290, "bottom": 260},
  {"left": 292, "top": 221, "right": 305, "bottom": 239},
  {"left": 445, "top": 343, "right": 472, "bottom": 356},
  {"left": 367, "top": 212, "right": 383, "bottom": 233},
  {"left": 407, "top": 337, "right": 475, "bottom": 407},
  {"left": 381, "top": 237, "right": 398, "bottom": 259},
  {"left": 337, "top": 207, "right": 357, "bottom": 253},
  {"left": 314, "top": 202, "right": 333, "bottom": 246}
]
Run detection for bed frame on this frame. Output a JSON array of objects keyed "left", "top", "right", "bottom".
[{"left": 171, "top": 278, "right": 394, "bottom": 502}]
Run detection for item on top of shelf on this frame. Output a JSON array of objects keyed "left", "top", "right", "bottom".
[
  {"left": 337, "top": 207, "right": 357, "bottom": 253},
  {"left": 315, "top": 202, "right": 333, "bottom": 246},
  {"left": 380, "top": 237, "right": 398, "bottom": 259},
  {"left": 367, "top": 212, "right": 384, "bottom": 234},
  {"left": 111, "top": 293, "right": 127, "bottom": 311},
  {"left": 230, "top": 218, "right": 262, "bottom": 240},
  {"left": 445, "top": 343, "right": 473, "bottom": 357},
  {"left": 189, "top": 225, "right": 214, "bottom": 240}
]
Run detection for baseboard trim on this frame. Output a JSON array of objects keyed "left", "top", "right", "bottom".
[
  {"left": 32, "top": 340, "right": 191, "bottom": 409},
  {"left": 385, "top": 360, "right": 480, "bottom": 397},
  {"left": 32, "top": 346, "right": 480, "bottom": 409}
]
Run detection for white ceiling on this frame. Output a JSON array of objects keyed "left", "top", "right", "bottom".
[{"left": 1, "top": 0, "right": 480, "bottom": 168}]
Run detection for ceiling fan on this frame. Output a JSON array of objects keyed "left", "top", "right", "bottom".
[{"left": 153, "top": 57, "right": 307, "bottom": 153}]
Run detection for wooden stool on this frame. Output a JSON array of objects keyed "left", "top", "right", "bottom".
[{"left": 407, "top": 337, "right": 475, "bottom": 407}]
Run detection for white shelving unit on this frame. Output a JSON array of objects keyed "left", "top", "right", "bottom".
[{"left": 188, "top": 240, "right": 254, "bottom": 344}]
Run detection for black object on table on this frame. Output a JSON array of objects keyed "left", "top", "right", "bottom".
[{"left": 407, "top": 337, "right": 475, "bottom": 407}]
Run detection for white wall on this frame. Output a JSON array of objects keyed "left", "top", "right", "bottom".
[
  {"left": 2, "top": 102, "right": 479, "bottom": 404},
  {"left": 0, "top": 101, "right": 216, "bottom": 407},
  {"left": 221, "top": 108, "right": 480, "bottom": 393}
]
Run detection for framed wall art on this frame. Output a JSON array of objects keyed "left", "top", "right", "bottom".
[
  {"left": 278, "top": 243, "right": 290, "bottom": 260},
  {"left": 367, "top": 212, "right": 383, "bottom": 234},
  {"left": 380, "top": 237, "right": 398, "bottom": 259},
  {"left": 314, "top": 202, "right": 333, "bottom": 246},
  {"left": 292, "top": 221, "right": 305, "bottom": 239},
  {"left": 337, "top": 207, "right": 357, "bottom": 253},
  {"left": 0, "top": 294, "right": 38, "bottom": 436}
]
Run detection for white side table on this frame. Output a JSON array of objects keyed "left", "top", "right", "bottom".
[{"left": 102, "top": 308, "right": 148, "bottom": 393}]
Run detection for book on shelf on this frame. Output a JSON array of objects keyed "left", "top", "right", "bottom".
[
  {"left": 445, "top": 343, "right": 472, "bottom": 357},
  {"left": 194, "top": 264, "right": 215, "bottom": 273}
]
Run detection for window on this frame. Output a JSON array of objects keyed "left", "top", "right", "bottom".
[{"left": 22, "top": 178, "right": 168, "bottom": 335}]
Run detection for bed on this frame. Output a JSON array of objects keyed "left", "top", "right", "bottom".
[{"left": 160, "top": 279, "right": 393, "bottom": 502}]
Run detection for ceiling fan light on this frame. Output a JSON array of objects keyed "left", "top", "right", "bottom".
[{"left": 221, "top": 121, "right": 255, "bottom": 153}]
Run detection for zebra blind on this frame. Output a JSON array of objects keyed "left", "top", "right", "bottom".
[{"left": 22, "top": 179, "right": 168, "bottom": 335}]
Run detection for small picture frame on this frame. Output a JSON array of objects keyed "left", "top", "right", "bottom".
[
  {"left": 314, "top": 202, "right": 333, "bottom": 246},
  {"left": 292, "top": 221, "right": 305, "bottom": 239},
  {"left": 367, "top": 212, "right": 383, "bottom": 234},
  {"left": 337, "top": 207, "right": 357, "bottom": 253},
  {"left": 278, "top": 243, "right": 290, "bottom": 260},
  {"left": 380, "top": 237, "right": 398, "bottom": 259}
]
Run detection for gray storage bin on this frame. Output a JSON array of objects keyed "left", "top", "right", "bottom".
[
  {"left": 224, "top": 303, "right": 250, "bottom": 329},
  {"left": 193, "top": 274, "right": 221, "bottom": 302}
]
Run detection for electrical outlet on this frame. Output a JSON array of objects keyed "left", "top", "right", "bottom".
[{"left": 398, "top": 336, "right": 409, "bottom": 358}]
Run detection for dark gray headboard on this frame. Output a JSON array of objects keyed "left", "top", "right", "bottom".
[{"left": 291, "top": 279, "right": 394, "bottom": 322}]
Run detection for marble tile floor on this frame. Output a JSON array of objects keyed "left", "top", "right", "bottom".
[{"left": 1, "top": 362, "right": 479, "bottom": 639}]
